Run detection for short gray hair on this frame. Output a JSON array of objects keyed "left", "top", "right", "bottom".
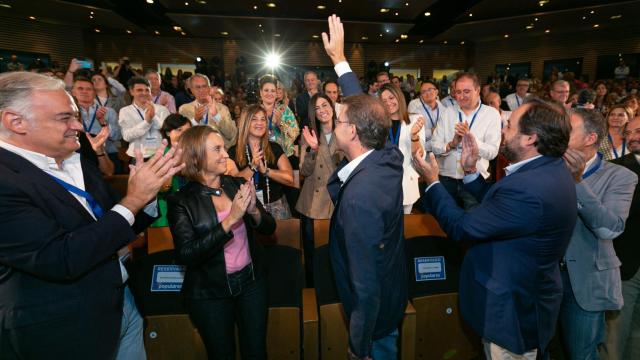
[
  {"left": 0, "top": 71, "right": 65, "bottom": 136},
  {"left": 572, "top": 108, "right": 607, "bottom": 148},
  {"left": 187, "top": 73, "right": 210, "bottom": 89}
]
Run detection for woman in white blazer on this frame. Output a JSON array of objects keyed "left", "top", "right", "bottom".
[{"left": 379, "top": 84, "right": 425, "bottom": 214}]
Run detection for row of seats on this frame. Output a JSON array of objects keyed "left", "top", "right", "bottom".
[{"left": 106, "top": 175, "right": 481, "bottom": 359}]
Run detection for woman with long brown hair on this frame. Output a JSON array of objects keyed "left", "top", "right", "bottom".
[
  {"left": 228, "top": 104, "right": 294, "bottom": 219},
  {"left": 599, "top": 104, "right": 632, "bottom": 161}
]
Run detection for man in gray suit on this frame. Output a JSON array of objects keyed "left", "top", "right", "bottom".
[{"left": 560, "top": 108, "right": 638, "bottom": 359}]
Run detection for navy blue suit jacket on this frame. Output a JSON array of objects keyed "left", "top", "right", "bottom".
[
  {"left": 424, "top": 156, "right": 577, "bottom": 354},
  {"left": 327, "top": 143, "right": 408, "bottom": 357},
  {"left": 0, "top": 148, "right": 155, "bottom": 358}
]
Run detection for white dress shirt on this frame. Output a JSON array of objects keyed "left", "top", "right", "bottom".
[
  {"left": 337, "top": 149, "right": 374, "bottom": 185},
  {"left": 440, "top": 95, "right": 457, "bottom": 108},
  {"left": 119, "top": 102, "right": 169, "bottom": 157},
  {"left": 505, "top": 93, "right": 530, "bottom": 111},
  {"left": 431, "top": 102, "right": 502, "bottom": 179}
]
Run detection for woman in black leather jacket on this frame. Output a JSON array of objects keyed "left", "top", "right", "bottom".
[{"left": 167, "top": 126, "right": 275, "bottom": 359}]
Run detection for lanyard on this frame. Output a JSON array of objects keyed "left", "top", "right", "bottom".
[
  {"left": 389, "top": 121, "right": 401, "bottom": 145},
  {"left": 95, "top": 96, "right": 108, "bottom": 107},
  {"left": 135, "top": 107, "right": 146, "bottom": 122},
  {"left": 583, "top": 153, "right": 603, "bottom": 180},
  {"left": 245, "top": 145, "right": 260, "bottom": 185},
  {"left": 608, "top": 134, "right": 626, "bottom": 159},
  {"left": 49, "top": 176, "right": 104, "bottom": 218},
  {"left": 203, "top": 110, "right": 208, "bottom": 125},
  {"left": 153, "top": 93, "right": 161, "bottom": 104},
  {"left": 449, "top": 98, "right": 455, "bottom": 106},
  {"left": 267, "top": 108, "right": 274, "bottom": 131},
  {"left": 83, "top": 107, "right": 98, "bottom": 133},
  {"left": 515, "top": 95, "right": 521, "bottom": 107},
  {"left": 419, "top": 98, "right": 439, "bottom": 128},
  {"left": 458, "top": 104, "right": 483, "bottom": 130}
]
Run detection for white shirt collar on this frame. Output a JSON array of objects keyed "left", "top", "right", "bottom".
[
  {"left": 0, "top": 139, "right": 80, "bottom": 171},
  {"left": 337, "top": 149, "right": 374, "bottom": 185},
  {"left": 504, "top": 155, "right": 543, "bottom": 176},
  {"left": 635, "top": 154, "right": 640, "bottom": 165},
  {"left": 583, "top": 153, "right": 599, "bottom": 175}
]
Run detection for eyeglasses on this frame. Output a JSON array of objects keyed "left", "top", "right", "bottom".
[
  {"left": 454, "top": 89, "right": 474, "bottom": 96},
  {"left": 420, "top": 88, "right": 437, "bottom": 94}
]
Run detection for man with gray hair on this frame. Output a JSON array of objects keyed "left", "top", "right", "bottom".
[
  {"left": 295, "top": 70, "right": 320, "bottom": 129},
  {"left": 0, "top": 71, "right": 184, "bottom": 359},
  {"left": 559, "top": 108, "right": 637, "bottom": 359},
  {"left": 178, "top": 73, "right": 237, "bottom": 149}
]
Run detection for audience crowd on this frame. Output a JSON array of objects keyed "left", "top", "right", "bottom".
[{"left": 1, "top": 13, "right": 640, "bottom": 360}]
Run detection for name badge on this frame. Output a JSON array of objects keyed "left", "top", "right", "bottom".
[
  {"left": 414, "top": 256, "right": 446, "bottom": 281},
  {"left": 150, "top": 264, "right": 185, "bottom": 292}
]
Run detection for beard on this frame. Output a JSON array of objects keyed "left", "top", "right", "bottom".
[
  {"left": 500, "top": 136, "right": 522, "bottom": 163},
  {"left": 629, "top": 140, "right": 640, "bottom": 155}
]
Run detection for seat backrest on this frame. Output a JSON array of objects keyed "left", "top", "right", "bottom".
[
  {"left": 104, "top": 174, "right": 129, "bottom": 198},
  {"left": 312, "top": 245, "right": 341, "bottom": 306},
  {"left": 312, "top": 219, "right": 330, "bottom": 248},
  {"left": 147, "top": 227, "right": 175, "bottom": 254},
  {"left": 405, "top": 236, "right": 463, "bottom": 298},
  {"left": 404, "top": 214, "right": 446, "bottom": 239},
  {"left": 144, "top": 314, "right": 207, "bottom": 360}
]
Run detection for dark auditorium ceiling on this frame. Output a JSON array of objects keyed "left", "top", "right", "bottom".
[{"left": 0, "top": 0, "right": 638, "bottom": 44}]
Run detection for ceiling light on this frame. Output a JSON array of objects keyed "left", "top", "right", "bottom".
[
  {"left": 265, "top": 53, "right": 281, "bottom": 69},
  {"left": 384, "top": 61, "right": 390, "bottom": 67},
  {"left": 312, "top": 35, "right": 319, "bottom": 38},
  {"left": 220, "top": 31, "right": 229, "bottom": 35},
  {"left": 317, "top": 5, "right": 326, "bottom": 10},
  {"left": 419, "top": 39, "right": 424, "bottom": 43},
  {"left": 379, "top": 34, "right": 383, "bottom": 37},
  {"left": 258, "top": 24, "right": 262, "bottom": 27},
  {"left": 545, "top": 29, "right": 550, "bottom": 33},
  {"left": 94, "top": 28, "right": 101, "bottom": 33},
  {"left": 610, "top": 15, "right": 622, "bottom": 20},
  {"left": 266, "top": 3, "right": 276, "bottom": 8},
  {"left": 443, "top": 40, "right": 448, "bottom": 44},
  {"left": 28, "top": 16, "right": 36, "bottom": 20},
  {"left": 593, "top": 24, "right": 600, "bottom": 28},
  {"left": 526, "top": 24, "right": 534, "bottom": 29},
  {"left": 582, "top": 16, "right": 586, "bottom": 20},
  {"left": 538, "top": 0, "right": 549, "bottom": 6},
  {"left": 0, "top": 3, "right": 12, "bottom": 8},
  {"left": 126, "top": 29, "right": 132, "bottom": 34},
  {"left": 385, "top": 29, "right": 390, "bottom": 33},
  {"left": 504, "top": 34, "right": 509, "bottom": 38},
  {"left": 274, "top": 33, "right": 281, "bottom": 37},
  {"left": 361, "top": 36, "right": 368, "bottom": 40},
  {"left": 395, "top": 39, "right": 399, "bottom": 43},
  {"left": 424, "top": 12, "right": 431, "bottom": 16},
  {"left": 590, "top": 10, "right": 595, "bottom": 14},
  {"left": 460, "top": 41, "right": 465, "bottom": 45},
  {"left": 534, "top": 17, "right": 538, "bottom": 21},
  {"left": 195, "top": 0, "right": 206, "bottom": 3},
  {"left": 395, "top": 12, "right": 399, "bottom": 16},
  {"left": 146, "top": 0, "right": 154, "bottom": 3},
  {"left": 405, "top": 2, "right": 409, "bottom": 6},
  {"left": 253, "top": 5, "right": 258, "bottom": 9},
  {"left": 154, "top": 30, "right": 160, "bottom": 35},
  {"left": 89, "top": 15, "right": 94, "bottom": 19},
  {"left": 400, "top": 34, "right": 408, "bottom": 39},
  {"left": 173, "top": 26, "right": 182, "bottom": 31},
  {"left": 90, "top": 11, "right": 94, "bottom": 15},
  {"left": 380, "top": 8, "right": 390, "bottom": 13},
  {"left": 181, "top": 31, "right": 187, "bottom": 35},
  {"left": 185, "top": 2, "right": 189, "bottom": 5},
  {"left": 469, "top": 13, "right": 473, "bottom": 17}
]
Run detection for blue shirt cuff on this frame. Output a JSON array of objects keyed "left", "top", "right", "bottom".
[{"left": 463, "top": 172, "right": 480, "bottom": 184}]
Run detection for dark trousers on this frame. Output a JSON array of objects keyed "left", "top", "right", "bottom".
[
  {"left": 187, "top": 265, "right": 268, "bottom": 360},
  {"left": 438, "top": 175, "right": 480, "bottom": 210}
]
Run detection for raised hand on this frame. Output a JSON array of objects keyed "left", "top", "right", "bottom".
[
  {"left": 85, "top": 126, "right": 110, "bottom": 154},
  {"left": 245, "top": 181, "right": 259, "bottom": 216},
  {"left": 195, "top": 105, "right": 207, "bottom": 122},
  {"left": 302, "top": 126, "right": 319, "bottom": 151},
  {"left": 227, "top": 183, "right": 252, "bottom": 225},
  {"left": 412, "top": 151, "right": 440, "bottom": 185},
  {"left": 321, "top": 14, "right": 347, "bottom": 65},
  {"left": 121, "top": 140, "right": 185, "bottom": 214},
  {"left": 96, "top": 106, "right": 108, "bottom": 125},
  {"left": 460, "top": 133, "right": 480, "bottom": 174},
  {"left": 209, "top": 97, "right": 219, "bottom": 117},
  {"left": 68, "top": 58, "right": 81, "bottom": 74},
  {"left": 451, "top": 121, "right": 469, "bottom": 148},
  {"left": 563, "top": 149, "right": 586, "bottom": 183},
  {"left": 272, "top": 106, "right": 283, "bottom": 128},
  {"left": 411, "top": 116, "right": 425, "bottom": 139}
]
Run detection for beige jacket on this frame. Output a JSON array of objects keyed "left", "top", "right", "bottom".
[
  {"left": 179, "top": 100, "right": 238, "bottom": 149},
  {"left": 296, "top": 133, "right": 344, "bottom": 219}
]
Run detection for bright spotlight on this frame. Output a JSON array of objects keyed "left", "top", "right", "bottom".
[
  {"left": 265, "top": 53, "right": 281, "bottom": 69},
  {"left": 384, "top": 61, "right": 390, "bottom": 67}
]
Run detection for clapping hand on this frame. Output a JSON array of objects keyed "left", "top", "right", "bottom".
[
  {"left": 412, "top": 148, "right": 440, "bottom": 185},
  {"left": 143, "top": 102, "right": 155, "bottom": 123},
  {"left": 302, "top": 126, "right": 319, "bottom": 151},
  {"left": 563, "top": 149, "right": 586, "bottom": 183},
  {"left": 460, "top": 133, "right": 479, "bottom": 174},
  {"left": 411, "top": 116, "right": 425, "bottom": 140},
  {"left": 227, "top": 183, "right": 252, "bottom": 225},
  {"left": 85, "top": 125, "right": 110, "bottom": 154},
  {"left": 322, "top": 15, "right": 347, "bottom": 65},
  {"left": 96, "top": 106, "right": 108, "bottom": 125},
  {"left": 451, "top": 121, "right": 469, "bottom": 147}
]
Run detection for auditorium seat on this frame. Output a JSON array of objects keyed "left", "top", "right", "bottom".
[
  {"left": 312, "top": 219, "right": 416, "bottom": 360},
  {"left": 403, "top": 214, "right": 481, "bottom": 359}
]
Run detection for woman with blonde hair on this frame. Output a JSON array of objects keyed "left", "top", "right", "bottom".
[
  {"left": 228, "top": 104, "right": 294, "bottom": 219},
  {"left": 599, "top": 104, "right": 632, "bottom": 161}
]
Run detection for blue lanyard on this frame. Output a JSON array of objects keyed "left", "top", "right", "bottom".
[
  {"left": 267, "top": 108, "right": 274, "bottom": 131},
  {"left": 420, "top": 98, "right": 439, "bottom": 128},
  {"left": 389, "top": 121, "right": 401, "bottom": 145},
  {"left": 49, "top": 176, "right": 104, "bottom": 218},
  {"left": 153, "top": 93, "right": 161, "bottom": 104},
  {"left": 515, "top": 95, "right": 521, "bottom": 107},
  {"left": 95, "top": 96, "right": 108, "bottom": 107},
  {"left": 135, "top": 107, "right": 146, "bottom": 122},
  {"left": 83, "top": 107, "right": 98, "bottom": 133},
  {"left": 449, "top": 98, "right": 454, "bottom": 106},
  {"left": 246, "top": 145, "right": 260, "bottom": 185},
  {"left": 608, "top": 134, "right": 626, "bottom": 159},
  {"left": 203, "top": 110, "right": 208, "bottom": 125},
  {"left": 583, "top": 153, "right": 603, "bottom": 180},
  {"left": 458, "top": 104, "right": 482, "bottom": 130}
]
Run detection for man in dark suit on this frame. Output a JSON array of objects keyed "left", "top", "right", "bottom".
[
  {"left": 294, "top": 70, "right": 319, "bottom": 130},
  {"left": 603, "top": 115, "right": 640, "bottom": 359},
  {"left": 322, "top": 15, "right": 407, "bottom": 360},
  {"left": 413, "top": 98, "right": 577, "bottom": 358},
  {"left": 0, "top": 71, "right": 183, "bottom": 359}
]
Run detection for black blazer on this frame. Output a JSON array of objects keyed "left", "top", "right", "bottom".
[
  {"left": 167, "top": 176, "right": 276, "bottom": 299},
  {"left": 613, "top": 154, "right": 640, "bottom": 280},
  {"left": 295, "top": 91, "right": 312, "bottom": 129},
  {"left": 0, "top": 147, "right": 155, "bottom": 359}
]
